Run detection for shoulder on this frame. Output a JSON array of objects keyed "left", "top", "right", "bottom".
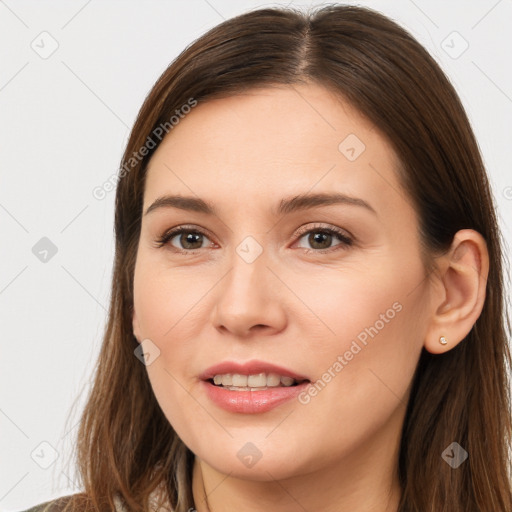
[
  {"left": 17, "top": 493, "right": 80, "bottom": 512},
  {"left": 19, "top": 489, "right": 174, "bottom": 512}
]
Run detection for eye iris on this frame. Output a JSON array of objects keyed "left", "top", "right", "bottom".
[
  {"left": 309, "top": 232, "right": 332, "bottom": 249},
  {"left": 169, "top": 229, "right": 342, "bottom": 251},
  {"left": 181, "top": 232, "right": 203, "bottom": 249}
]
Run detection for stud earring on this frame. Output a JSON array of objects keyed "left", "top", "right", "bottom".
[{"left": 439, "top": 336, "right": 448, "bottom": 345}]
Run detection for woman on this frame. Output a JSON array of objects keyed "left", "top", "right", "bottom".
[{"left": 22, "top": 3, "right": 512, "bottom": 511}]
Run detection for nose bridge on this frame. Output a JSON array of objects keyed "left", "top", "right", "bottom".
[
  {"left": 211, "top": 232, "right": 286, "bottom": 334},
  {"left": 222, "top": 234, "right": 270, "bottom": 303}
]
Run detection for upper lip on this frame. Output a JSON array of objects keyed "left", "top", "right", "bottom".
[{"left": 199, "top": 360, "right": 310, "bottom": 382}]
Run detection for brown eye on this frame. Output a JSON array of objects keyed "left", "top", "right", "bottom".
[
  {"left": 154, "top": 226, "right": 213, "bottom": 252},
  {"left": 295, "top": 225, "right": 353, "bottom": 253},
  {"left": 305, "top": 231, "right": 334, "bottom": 250},
  {"left": 173, "top": 231, "right": 205, "bottom": 250}
]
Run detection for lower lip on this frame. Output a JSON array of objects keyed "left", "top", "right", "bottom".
[{"left": 202, "top": 380, "right": 310, "bottom": 414}]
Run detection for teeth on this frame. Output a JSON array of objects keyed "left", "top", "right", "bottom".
[
  {"left": 247, "top": 373, "right": 266, "bottom": 387},
  {"left": 221, "top": 374, "right": 232, "bottom": 386},
  {"left": 280, "top": 376, "right": 295, "bottom": 386},
  {"left": 267, "top": 373, "right": 281, "bottom": 386},
  {"left": 211, "top": 372, "right": 300, "bottom": 388},
  {"left": 232, "top": 374, "right": 248, "bottom": 387}
]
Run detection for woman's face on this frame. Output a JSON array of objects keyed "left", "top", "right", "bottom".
[{"left": 132, "top": 83, "right": 433, "bottom": 481}]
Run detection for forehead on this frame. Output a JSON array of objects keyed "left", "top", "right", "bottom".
[{"left": 143, "top": 83, "right": 404, "bottom": 217}]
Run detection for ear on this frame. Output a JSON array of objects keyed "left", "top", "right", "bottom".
[
  {"left": 424, "top": 229, "right": 489, "bottom": 354},
  {"left": 132, "top": 305, "right": 142, "bottom": 344}
]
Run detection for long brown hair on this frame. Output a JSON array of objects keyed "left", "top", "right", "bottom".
[{"left": 59, "top": 4, "right": 512, "bottom": 511}]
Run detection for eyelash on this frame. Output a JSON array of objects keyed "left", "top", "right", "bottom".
[{"left": 153, "top": 223, "right": 354, "bottom": 255}]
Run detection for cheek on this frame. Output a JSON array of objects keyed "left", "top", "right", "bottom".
[
  {"left": 133, "top": 258, "right": 204, "bottom": 339},
  {"left": 293, "top": 256, "right": 427, "bottom": 427},
  {"left": 293, "top": 267, "right": 406, "bottom": 355},
  {"left": 292, "top": 250, "right": 425, "bottom": 378},
  {"left": 144, "top": 357, "right": 214, "bottom": 457},
  {"left": 133, "top": 259, "right": 211, "bottom": 434}
]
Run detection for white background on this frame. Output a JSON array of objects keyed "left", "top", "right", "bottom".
[{"left": 1, "top": 1, "right": 511, "bottom": 510}]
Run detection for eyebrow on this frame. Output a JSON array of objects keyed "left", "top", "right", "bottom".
[{"left": 144, "top": 192, "right": 377, "bottom": 217}]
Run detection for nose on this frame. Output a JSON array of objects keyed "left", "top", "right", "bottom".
[{"left": 211, "top": 248, "right": 287, "bottom": 338}]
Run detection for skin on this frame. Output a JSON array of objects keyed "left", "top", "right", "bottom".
[{"left": 132, "top": 83, "right": 489, "bottom": 511}]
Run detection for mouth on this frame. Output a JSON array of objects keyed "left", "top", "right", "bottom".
[
  {"left": 200, "top": 362, "right": 312, "bottom": 413},
  {"left": 199, "top": 360, "right": 310, "bottom": 390},
  {"left": 207, "top": 372, "right": 310, "bottom": 391}
]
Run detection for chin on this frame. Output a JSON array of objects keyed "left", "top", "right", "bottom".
[{"left": 190, "top": 434, "right": 319, "bottom": 482}]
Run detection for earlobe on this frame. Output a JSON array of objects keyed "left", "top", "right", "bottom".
[{"left": 424, "top": 229, "right": 489, "bottom": 354}]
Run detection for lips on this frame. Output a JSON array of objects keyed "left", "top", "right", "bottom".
[{"left": 199, "top": 360, "right": 311, "bottom": 414}]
